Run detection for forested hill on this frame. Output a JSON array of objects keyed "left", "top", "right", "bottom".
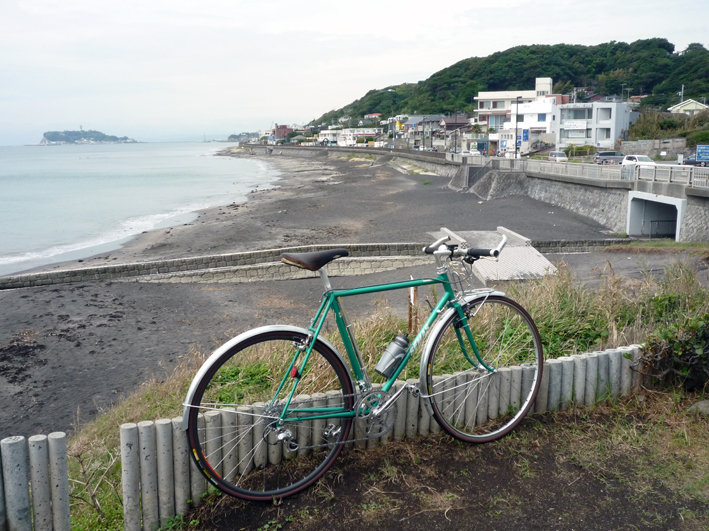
[
  {"left": 312, "top": 39, "right": 708, "bottom": 125},
  {"left": 41, "top": 130, "right": 137, "bottom": 144}
]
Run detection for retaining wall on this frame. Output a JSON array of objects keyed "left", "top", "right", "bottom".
[{"left": 0, "top": 240, "right": 630, "bottom": 290}]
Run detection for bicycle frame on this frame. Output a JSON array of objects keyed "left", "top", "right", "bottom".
[{"left": 272, "top": 267, "right": 490, "bottom": 424}]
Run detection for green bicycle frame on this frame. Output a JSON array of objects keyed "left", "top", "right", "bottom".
[{"left": 272, "top": 269, "right": 491, "bottom": 423}]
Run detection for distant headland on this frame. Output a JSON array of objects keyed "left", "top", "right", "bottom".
[{"left": 40, "top": 130, "right": 137, "bottom": 145}]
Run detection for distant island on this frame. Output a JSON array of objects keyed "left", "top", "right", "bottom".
[{"left": 40, "top": 130, "right": 137, "bottom": 145}]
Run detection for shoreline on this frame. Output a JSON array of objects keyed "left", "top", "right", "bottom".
[
  {"left": 18, "top": 151, "right": 344, "bottom": 275},
  {"left": 0, "top": 144, "right": 276, "bottom": 277}
]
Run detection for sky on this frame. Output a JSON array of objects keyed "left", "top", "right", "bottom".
[{"left": 1, "top": 0, "right": 707, "bottom": 146}]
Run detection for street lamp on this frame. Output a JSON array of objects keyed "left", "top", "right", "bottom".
[{"left": 514, "top": 96, "right": 521, "bottom": 160}]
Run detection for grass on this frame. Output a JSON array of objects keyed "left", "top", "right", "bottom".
[
  {"left": 66, "top": 255, "right": 709, "bottom": 528},
  {"left": 206, "top": 393, "right": 708, "bottom": 529}
]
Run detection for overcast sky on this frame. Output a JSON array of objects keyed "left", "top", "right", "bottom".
[{"left": 1, "top": 0, "right": 706, "bottom": 146}]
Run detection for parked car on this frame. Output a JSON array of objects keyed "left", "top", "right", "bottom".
[
  {"left": 621, "top": 155, "right": 656, "bottom": 166},
  {"left": 593, "top": 151, "right": 625, "bottom": 165},
  {"left": 462, "top": 149, "right": 481, "bottom": 156},
  {"left": 682, "top": 154, "right": 707, "bottom": 167},
  {"left": 548, "top": 151, "right": 568, "bottom": 163}
]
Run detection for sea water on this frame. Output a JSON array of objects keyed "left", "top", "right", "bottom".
[{"left": 0, "top": 142, "right": 279, "bottom": 275}]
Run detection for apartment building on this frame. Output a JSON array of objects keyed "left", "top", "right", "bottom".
[
  {"left": 474, "top": 77, "right": 555, "bottom": 153},
  {"left": 474, "top": 77, "right": 552, "bottom": 130},
  {"left": 554, "top": 101, "right": 635, "bottom": 149}
]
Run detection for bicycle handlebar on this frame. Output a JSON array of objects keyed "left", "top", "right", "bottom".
[{"left": 423, "top": 234, "right": 507, "bottom": 260}]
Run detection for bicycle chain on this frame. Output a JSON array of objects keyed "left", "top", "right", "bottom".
[{"left": 259, "top": 387, "right": 419, "bottom": 451}]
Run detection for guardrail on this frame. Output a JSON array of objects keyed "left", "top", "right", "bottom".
[
  {"left": 636, "top": 164, "right": 709, "bottom": 188},
  {"left": 525, "top": 159, "right": 624, "bottom": 180},
  {"left": 508, "top": 159, "right": 709, "bottom": 189}
]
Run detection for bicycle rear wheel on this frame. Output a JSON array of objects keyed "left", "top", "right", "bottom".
[
  {"left": 425, "top": 295, "right": 543, "bottom": 443},
  {"left": 186, "top": 329, "right": 354, "bottom": 501}
]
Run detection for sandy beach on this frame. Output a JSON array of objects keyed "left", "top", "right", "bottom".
[{"left": 1, "top": 150, "right": 700, "bottom": 439}]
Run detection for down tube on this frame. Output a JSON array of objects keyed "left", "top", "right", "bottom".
[{"left": 382, "top": 293, "right": 453, "bottom": 392}]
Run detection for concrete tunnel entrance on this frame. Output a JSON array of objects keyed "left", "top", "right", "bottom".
[{"left": 627, "top": 191, "right": 686, "bottom": 241}]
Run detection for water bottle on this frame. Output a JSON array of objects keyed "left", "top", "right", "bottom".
[{"left": 375, "top": 334, "right": 409, "bottom": 378}]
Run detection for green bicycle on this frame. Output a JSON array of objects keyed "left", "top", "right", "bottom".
[{"left": 183, "top": 228, "right": 543, "bottom": 501}]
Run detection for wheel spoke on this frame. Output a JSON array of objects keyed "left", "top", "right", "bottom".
[
  {"left": 186, "top": 331, "right": 354, "bottom": 500},
  {"left": 427, "top": 296, "right": 543, "bottom": 442}
]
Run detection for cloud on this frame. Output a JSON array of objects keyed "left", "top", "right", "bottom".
[{"left": 0, "top": 0, "right": 706, "bottom": 145}]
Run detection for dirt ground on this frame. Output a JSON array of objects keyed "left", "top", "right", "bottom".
[{"left": 191, "top": 396, "right": 709, "bottom": 531}]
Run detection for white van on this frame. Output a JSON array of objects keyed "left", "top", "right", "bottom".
[{"left": 548, "top": 151, "right": 568, "bottom": 162}]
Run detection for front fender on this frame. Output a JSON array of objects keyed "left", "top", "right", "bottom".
[
  {"left": 418, "top": 290, "right": 504, "bottom": 415},
  {"left": 181, "top": 325, "right": 346, "bottom": 429}
]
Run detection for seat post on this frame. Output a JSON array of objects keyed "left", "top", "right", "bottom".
[{"left": 319, "top": 268, "right": 332, "bottom": 291}]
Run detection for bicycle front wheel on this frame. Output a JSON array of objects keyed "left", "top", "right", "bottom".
[
  {"left": 186, "top": 329, "right": 355, "bottom": 501},
  {"left": 425, "top": 295, "right": 543, "bottom": 443}
]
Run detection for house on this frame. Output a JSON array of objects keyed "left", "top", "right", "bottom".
[
  {"left": 667, "top": 98, "right": 709, "bottom": 116},
  {"left": 553, "top": 101, "right": 636, "bottom": 150}
]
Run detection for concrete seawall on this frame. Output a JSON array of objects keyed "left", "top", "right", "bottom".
[{"left": 0, "top": 240, "right": 628, "bottom": 290}]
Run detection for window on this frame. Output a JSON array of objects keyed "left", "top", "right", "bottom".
[
  {"left": 561, "top": 108, "right": 592, "bottom": 121},
  {"left": 597, "top": 108, "right": 612, "bottom": 121},
  {"left": 538, "top": 113, "right": 546, "bottom": 122}
]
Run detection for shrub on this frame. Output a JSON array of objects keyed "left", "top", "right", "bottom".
[
  {"left": 642, "top": 314, "right": 709, "bottom": 391},
  {"left": 563, "top": 145, "right": 596, "bottom": 157},
  {"left": 684, "top": 130, "right": 709, "bottom": 148}
]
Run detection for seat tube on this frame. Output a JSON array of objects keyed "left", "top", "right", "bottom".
[{"left": 331, "top": 296, "right": 370, "bottom": 390}]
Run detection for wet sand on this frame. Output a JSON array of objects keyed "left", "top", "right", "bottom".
[{"left": 0, "top": 150, "right": 697, "bottom": 439}]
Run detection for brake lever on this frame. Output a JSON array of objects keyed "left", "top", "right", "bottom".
[{"left": 423, "top": 236, "right": 449, "bottom": 254}]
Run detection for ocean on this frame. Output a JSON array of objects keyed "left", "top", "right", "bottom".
[{"left": 0, "top": 142, "right": 279, "bottom": 275}]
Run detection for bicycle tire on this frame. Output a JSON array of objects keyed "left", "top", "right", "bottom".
[
  {"left": 425, "top": 295, "right": 543, "bottom": 443},
  {"left": 186, "top": 329, "right": 355, "bottom": 501}
]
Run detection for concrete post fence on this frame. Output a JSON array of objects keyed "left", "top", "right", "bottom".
[
  {"left": 0, "top": 346, "right": 643, "bottom": 530},
  {"left": 116, "top": 345, "right": 642, "bottom": 529},
  {"left": 0, "top": 432, "right": 70, "bottom": 531}
]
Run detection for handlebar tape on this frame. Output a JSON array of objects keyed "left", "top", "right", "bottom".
[{"left": 467, "top": 248, "right": 499, "bottom": 258}]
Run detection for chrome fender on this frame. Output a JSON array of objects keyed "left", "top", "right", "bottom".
[
  {"left": 418, "top": 290, "right": 504, "bottom": 416},
  {"left": 182, "top": 325, "right": 348, "bottom": 429}
]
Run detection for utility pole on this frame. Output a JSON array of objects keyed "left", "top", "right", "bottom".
[{"left": 514, "top": 96, "right": 521, "bottom": 160}]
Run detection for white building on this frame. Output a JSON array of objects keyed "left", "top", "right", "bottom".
[
  {"left": 474, "top": 77, "right": 557, "bottom": 153},
  {"left": 554, "top": 101, "right": 635, "bottom": 150},
  {"left": 317, "top": 127, "right": 381, "bottom": 146},
  {"left": 501, "top": 95, "right": 565, "bottom": 154},
  {"left": 474, "top": 78, "right": 553, "bottom": 131}
]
